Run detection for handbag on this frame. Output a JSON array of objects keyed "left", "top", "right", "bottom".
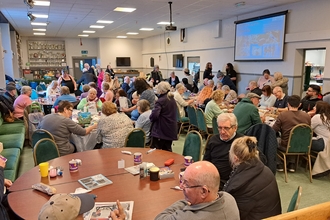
[{"left": 4, "top": 111, "right": 15, "bottom": 123}]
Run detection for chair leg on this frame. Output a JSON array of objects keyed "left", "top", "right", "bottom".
[
  {"left": 283, "top": 154, "right": 288, "bottom": 183},
  {"left": 177, "top": 123, "right": 182, "bottom": 138},
  {"left": 308, "top": 155, "right": 313, "bottom": 183}
]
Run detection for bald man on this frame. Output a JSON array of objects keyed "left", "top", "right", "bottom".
[
  {"left": 155, "top": 161, "right": 239, "bottom": 220},
  {"left": 273, "top": 86, "right": 288, "bottom": 112}
]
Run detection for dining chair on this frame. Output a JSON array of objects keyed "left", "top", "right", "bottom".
[
  {"left": 32, "top": 129, "right": 55, "bottom": 149},
  {"left": 176, "top": 105, "right": 189, "bottom": 138},
  {"left": 277, "top": 123, "right": 313, "bottom": 183},
  {"left": 212, "top": 117, "right": 219, "bottom": 135},
  {"left": 33, "top": 138, "right": 60, "bottom": 166},
  {"left": 124, "top": 128, "right": 146, "bottom": 148},
  {"left": 182, "top": 130, "right": 203, "bottom": 162},
  {"left": 287, "top": 186, "right": 303, "bottom": 212},
  {"left": 196, "top": 108, "right": 212, "bottom": 141},
  {"left": 186, "top": 106, "right": 198, "bottom": 131},
  {"left": 30, "top": 89, "right": 39, "bottom": 100}
]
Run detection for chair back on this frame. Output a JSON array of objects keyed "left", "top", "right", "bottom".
[
  {"left": 287, "top": 124, "right": 313, "bottom": 153},
  {"left": 33, "top": 138, "right": 60, "bottom": 165},
  {"left": 212, "top": 117, "right": 219, "bottom": 135},
  {"left": 124, "top": 128, "right": 146, "bottom": 148},
  {"left": 187, "top": 106, "right": 198, "bottom": 128},
  {"left": 287, "top": 186, "right": 303, "bottom": 212},
  {"left": 32, "top": 129, "right": 55, "bottom": 148},
  {"left": 196, "top": 108, "right": 208, "bottom": 134},
  {"left": 176, "top": 105, "right": 181, "bottom": 122},
  {"left": 182, "top": 130, "right": 203, "bottom": 162},
  {"left": 31, "top": 89, "right": 39, "bottom": 100}
]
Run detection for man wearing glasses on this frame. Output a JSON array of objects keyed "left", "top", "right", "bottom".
[
  {"left": 155, "top": 161, "right": 239, "bottom": 220},
  {"left": 272, "top": 86, "right": 288, "bottom": 112},
  {"left": 203, "top": 113, "right": 243, "bottom": 189}
]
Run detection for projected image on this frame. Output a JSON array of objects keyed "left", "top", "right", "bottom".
[{"left": 235, "top": 13, "right": 287, "bottom": 61}]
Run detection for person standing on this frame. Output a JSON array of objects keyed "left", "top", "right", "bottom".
[
  {"left": 149, "top": 65, "right": 163, "bottom": 86},
  {"left": 76, "top": 68, "right": 97, "bottom": 85},
  {"left": 203, "top": 62, "right": 214, "bottom": 80},
  {"left": 57, "top": 69, "right": 77, "bottom": 95},
  {"left": 150, "top": 82, "right": 177, "bottom": 151},
  {"left": 226, "top": 63, "right": 237, "bottom": 86}
]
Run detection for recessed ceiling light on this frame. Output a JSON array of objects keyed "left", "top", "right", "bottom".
[
  {"left": 34, "top": 1, "right": 50, "bottom": 6},
  {"left": 96, "top": 20, "right": 113, "bottom": 24},
  {"left": 33, "top": 28, "right": 46, "bottom": 31},
  {"left": 34, "top": 33, "right": 45, "bottom": 35},
  {"left": 78, "top": 34, "right": 89, "bottom": 37},
  {"left": 114, "top": 7, "right": 136, "bottom": 12},
  {"left": 32, "top": 14, "right": 48, "bottom": 18},
  {"left": 126, "top": 32, "right": 139, "bottom": 35},
  {"left": 157, "top": 22, "right": 174, "bottom": 25},
  {"left": 83, "top": 30, "right": 95, "bottom": 33},
  {"left": 90, "top": 25, "right": 104, "bottom": 28},
  {"left": 116, "top": 36, "right": 127, "bottom": 38},
  {"left": 139, "top": 28, "right": 154, "bottom": 31},
  {"left": 31, "top": 22, "right": 47, "bottom": 26}
]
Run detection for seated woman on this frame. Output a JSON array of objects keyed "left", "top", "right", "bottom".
[
  {"left": 168, "top": 71, "right": 180, "bottom": 88},
  {"left": 96, "top": 101, "right": 133, "bottom": 148},
  {"left": 114, "top": 89, "right": 132, "bottom": 110},
  {"left": 205, "top": 90, "right": 225, "bottom": 130},
  {"left": 222, "top": 85, "right": 237, "bottom": 102},
  {"left": 80, "top": 84, "right": 90, "bottom": 100},
  {"left": 88, "top": 82, "right": 102, "bottom": 98},
  {"left": 130, "top": 91, "right": 140, "bottom": 121},
  {"left": 135, "top": 99, "right": 152, "bottom": 145},
  {"left": 100, "top": 83, "right": 114, "bottom": 102},
  {"left": 224, "top": 136, "right": 281, "bottom": 220},
  {"left": 196, "top": 80, "right": 214, "bottom": 105},
  {"left": 46, "top": 80, "right": 60, "bottom": 98},
  {"left": 77, "top": 88, "right": 102, "bottom": 113},
  {"left": 260, "top": 85, "right": 276, "bottom": 108},
  {"left": 52, "top": 86, "right": 77, "bottom": 108},
  {"left": 173, "top": 83, "right": 194, "bottom": 117},
  {"left": 13, "top": 86, "right": 32, "bottom": 119}
]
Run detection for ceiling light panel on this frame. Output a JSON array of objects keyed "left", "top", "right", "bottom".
[
  {"left": 33, "top": 14, "right": 48, "bottom": 18},
  {"left": 96, "top": 20, "right": 113, "bottom": 24},
  {"left": 157, "top": 22, "right": 174, "bottom": 25},
  {"left": 113, "top": 7, "right": 136, "bottom": 12},
  {"left": 83, "top": 30, "right": 95, "bottom": 33},
  {"left": 117, "top": 36, "right": 127, "bottom": 38},
  {"left": 33, "top": 28, "right": 46, "bottom": 31},
  {"left": 78, "top": 34, "right": 89, "bottom": 37},
  {"left": 126, "top": 32, "right": 139, "bottom": 35},
  {"left": 90, "top": 25, "right": 104, "bottom": 28},
  {"left": 34, "top": 1, "right": 50, "bottom": 6},
  {"left": 139, "top": 28, "right": 154, "bottom": 31},
  {"left": 34, "top": 33, "right": 45, "bottom": 35},
  {"left": 31, "top": 22, "right": 48, "bottom": 26}
]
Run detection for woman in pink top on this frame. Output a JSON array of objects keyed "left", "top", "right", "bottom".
[
  {"left": 97, "top": 67, "right": 105, "bottom": 90},
  {"left": 13, "top": 86, "right": 32, "bottom": 119}
]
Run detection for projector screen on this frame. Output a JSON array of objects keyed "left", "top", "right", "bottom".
[{"left": 234, "top": 11, "right": 288, "bottom": 61}]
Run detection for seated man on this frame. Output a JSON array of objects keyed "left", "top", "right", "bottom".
[
  {"left": 216, "top": 71, "right": 237, "bottom": 92},
  {"left": 273, "top": 86, "right": 288, "bottom": 112},
  {"left": 247, "top": 80, "right": 262, "bottom": 96},
  {"left": 272, "top": 95, "right": 311, "bottom": 172},
  {"left": 299, "top": 84, "right": 322, "bottom": 112},
  {"left": 233, "top": 93, "right": 262, "bottom": 134},
  {"left": 121, "top": 76, "right": 131, "bottom": 93},
  {"left": 38, "top": 101, "right": 97, "bottom": 156},
  {"left": 52, "top": 86, "right": 77, "bottom": 108},
  {"left": 198, "top": 78, "right": 208, "bottom": 91},
  {"left": 204, "top": 113, "right": 243, "bottom": 189},
  {"left": 2, "top": 83, "right": 17, "bottom": 110}
]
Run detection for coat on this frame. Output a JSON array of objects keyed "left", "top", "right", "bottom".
[
  {"left": 224, "top": 158, "right": 281, "bottom": 220},
  {"left": 77, "top": 71, "right": 97, "bottom": 85},
  {"left": 221, "top": 75, "right": 237, "bottom": 92},
  {"left": 150, "top": 92, "right": 178, "bottom": 141}
]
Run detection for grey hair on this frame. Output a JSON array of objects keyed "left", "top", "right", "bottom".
[
  {"left": 21, "top": 86, "right": 32, "bottom": 94},
  {"left": 157, "top": 81, "right": 174, "bottom": 99},
  {"left": 273, "top": 86, "right": 283, "bottom": 93},
  {"left": 222, "top": 85, "right": 230, "bottom": 91},
  {"left": 217, "top": 113, "right": 237, "bottom": 127},
  {"left": 88, "top": 88, "right": 97, "bottom": 94},
  {"left": 249, "top": 81, "right": 257, "bottom": 87},
  {"left": 154, "top": 65, "right": 159, "bottom": 70},
  {"left": 49, "top": 80, "right": 58, "bottom": 88},
  {"left": 175, "top": 83, "right": 185, "bottom": 91},
  {"left": 208, "top": 80, "right": 214, "bottom": 86},
  {"left": 60, "top": 86, "right": 70, "bottom": 95}
]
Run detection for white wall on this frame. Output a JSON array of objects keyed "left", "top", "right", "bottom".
[
  {"left": 142, "top": 0, "right": 330, "bottom": 95},
  {"left": 0, "top": 24, "right": 14, "bottom": 79}
]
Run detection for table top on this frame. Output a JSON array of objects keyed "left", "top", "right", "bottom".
[{"left": 8, "top": 148, "right": 186, "bottom": 219}]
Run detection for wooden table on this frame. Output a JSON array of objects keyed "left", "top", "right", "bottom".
[{"left": 8, "top": 148, "right": 186, "bottom": 219}]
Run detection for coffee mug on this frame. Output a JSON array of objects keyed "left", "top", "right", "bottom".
[
  {"left": 39, "top": 162, "right": 49, "bottom": 177},
  {"left": 150, "top": 166, "right": 160, "bottom": 181},
  {"left": 134, "top": 152, "right": 142, "bottom": 165},
  {"left": 69, "top": 160, "right": 78, "bottom": 172},
  {"left": 184, "top": 156, "right": 193, "bottom": 166}
]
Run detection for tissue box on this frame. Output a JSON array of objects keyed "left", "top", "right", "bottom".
[{"left": 159, "top": 167, "right": 174, "bottom": 179}]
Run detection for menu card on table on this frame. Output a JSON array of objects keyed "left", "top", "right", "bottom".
[{"left": 78, "top": 174, "right": 113, "bottom": 190}]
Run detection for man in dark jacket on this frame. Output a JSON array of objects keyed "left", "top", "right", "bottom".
[
  {"left": 121, "top": 76, "right": 131, "bottom": 93},
  {"left": 204, "top": 113, "right": 243, "bottom": 189},
  {"left": 77, "top": 69, "right": 97, "bottom": 85},
  {"left": 299, "top": 84, "right": 322, "bottom": 112},
  {"left": 217, "top": 71, "right": 237, "bottom": 92},
  {"left": 247, "top": 80, "right": 262, "bottom": 96},
  {"left": 149, "top": 65, "right": 162, "bottom": 86},
  {"left": 2, "top": 83, "right": 17, "bottom": 111}
]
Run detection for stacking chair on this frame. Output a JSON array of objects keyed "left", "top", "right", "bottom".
[
  {"left": 33, "top": 138, "right": 60, "bottom": 165},
  {"left": 287, "top": 186, "right": 303, "bottom": 212},
  {"left": 30, "top": 89, "right": 39, "bottom": 100},
  {"left": 277, "top": 124, "right": 313, "bottom": 183},
  {"left": 124, "top": 128, "right": 146, "bottom": 148},
  {"left": 212, "top": 117, "right": 219, "bottom": 135},
  {"left": 182, "top": 130, "right": 203, "bottom": 162},
  {"left": 32, "top": 129, "right": 55, "bottom": 149},
  {"left": 176, "top": 106, "right": 189, "bottom": 138},
  {"left": 196, "top": 108, "right": 212, "bottom": 141},
  {"left": 187, "top": 106, "right": 198, "bottom": 131}
]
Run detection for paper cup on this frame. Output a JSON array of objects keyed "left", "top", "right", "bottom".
[
  {"left": 184, "top": 156, "right": 193, "bottom": 166},
  {"left": 150, "top": 166, "right": 160, "bottom": 181},
  {"left": 134, "top": 152, "right": 142, "bottom": 165},
  {"left": 39, "top": 162, "right": 49, "bottom": 177},
  {"left": 69, "top": 160, "right": 78, "bottom": 172}
]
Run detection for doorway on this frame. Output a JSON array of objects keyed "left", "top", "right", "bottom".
[
  {"left": 187, "top": 56, "right": 200, "bottom": 83},
  {"left": 303, "top": 49, "right": 325, "bottom": 92},
  {"left": 72, "top": 57, "right": 97, "bottom": 79}
]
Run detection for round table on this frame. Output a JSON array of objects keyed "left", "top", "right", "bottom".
[{"left": 8, "top": 148, "right": 186, "bottom": 219}]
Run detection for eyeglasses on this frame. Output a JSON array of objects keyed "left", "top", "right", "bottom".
[{"left": 218, "top": 125, "right": 234, "bottom": 131}]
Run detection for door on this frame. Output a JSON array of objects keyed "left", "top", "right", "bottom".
[{"left": 72, "top": 57, "right": 97, "bottom": 79}]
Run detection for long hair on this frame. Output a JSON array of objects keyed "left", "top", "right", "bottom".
[
  {"left": 315, "top": 101, "right": 330, "bottom": 130},
  {"left": 134, "top": 77, "right": 151, "bottom": 95}
]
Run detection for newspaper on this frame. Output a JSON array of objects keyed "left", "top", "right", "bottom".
[
  {"left": 84, "top": 201, "right": 134, "bottom": 220},
  {"left": 78, "top": 174, "right": 113, "bottom": 190}
]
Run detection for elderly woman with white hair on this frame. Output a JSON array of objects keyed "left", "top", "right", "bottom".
[
  {"left": 46, "top": 80, "right": 60, "bottom": 98},
  {"left": 150, "top": 81, "right": 178, "bottom": 151},
  {"left": 77, "top": 88, "right": 102, "bottom": 113},
  {"left": 13, "top": 86, "right": 32, "bottom": 119},
  {"left": 222, "top": 85, "right": 237, "bottom": 102},
  {"left": 173, "top": 83, "right": 194, "bottom": 117}
]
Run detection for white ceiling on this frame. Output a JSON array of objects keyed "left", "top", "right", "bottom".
[{"left": 0, "top": 0, "right": 303, "bottom": 39}]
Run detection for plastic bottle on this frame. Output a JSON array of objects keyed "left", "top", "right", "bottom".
[
  {"left": 83, "top": 106, "right": 87, "bottom": 112},
  {"left": 51, "top": 108, "right": 55, "bottom": 114}
]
